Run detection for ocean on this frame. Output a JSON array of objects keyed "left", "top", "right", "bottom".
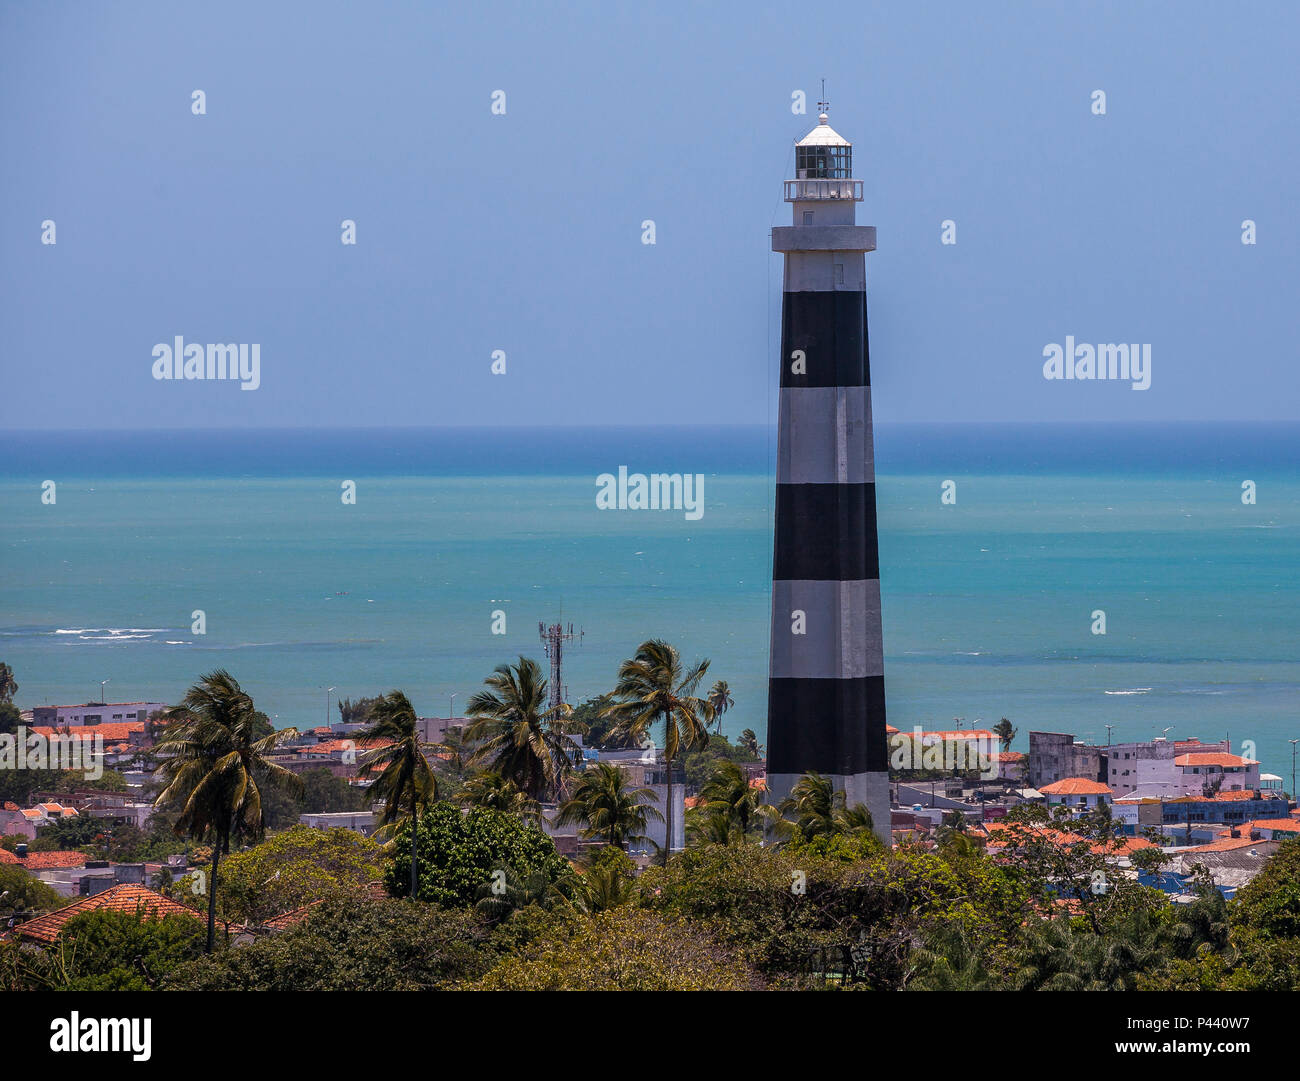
[{"left": 1, "top": 423, "right": 1297, "bottom": 780}]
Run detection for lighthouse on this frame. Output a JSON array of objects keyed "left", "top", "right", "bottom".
[{"left": 766, "top": 105, "right": 890, "bottom": 843}]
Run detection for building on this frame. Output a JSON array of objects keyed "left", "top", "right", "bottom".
[
  {"left": 1039, "top": 777, "right": 1113, "bottom": 810},
  {"left": 417, "top": 715, "right": 470, "bottom": 746},
  {"left": 298, "top": 811, "right": 377, "bottom": 836},
  {"left": 582, "top": 749, "right": 684, "bottom": 855},
  {"left": 1029, "top": 732, "right": 1105, "bottom": 789},
  {"left": 764, "top": 104, "right": 889, "bottom": 843},
  {"left": 1113, "top": 790, "right": 1289, "bottom": 841},
  {"left": 29, "top": 701, "right": 167, "bottom": 727},
  {"left": 1105, "top": 737, "right": 1231, "bottom": 797},
  {"left": 1174, "top": 751, "right": 1260, "bottom": 795},
  {"left": 1218, "top": 818, "right": 1300, "bottom": 843}
]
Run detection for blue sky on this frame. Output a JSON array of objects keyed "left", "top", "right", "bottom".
[{"left": 2, "top": 0, "right": 1297, "bottom": 428}]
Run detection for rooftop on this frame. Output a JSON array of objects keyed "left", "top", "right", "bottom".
[
  {"left": 796, "top": 113, "right": 850, "bottom": 147},
  {"left": 1040, "top": 778, "right": 1113, "bottom": 796},
  {"left": 1175, "top": 753, "right": 1254, "bottom": 768},
  {"left": 10, "top": 883, "right": 200, "bottom": 944}
]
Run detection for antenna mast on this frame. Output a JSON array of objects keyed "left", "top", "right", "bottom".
[{"left": 538, "top": 620, "right": 584, "bottom": 711}]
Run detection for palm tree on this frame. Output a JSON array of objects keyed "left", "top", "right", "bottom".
[
  {"left": 0, "top": 662, "right": 17, "bottom": 703},
  {"left": 457, "top": 770, "right": 542, "bottom": 823},
  {"left": 602, "top": 639, "right": 713, "bottom": 866},
  {"left": 706, "top": 680, "right": 733, "bottom": 734},
  {"left": 555, "top": 762, "right": 661, "bottom": 849},
  {"left": 358, "top": 690, "right": 438, "bottom": 900},
  {"left": 464, "top": 657, "right": 586, "bottom": 800},
  {"left": 776, "top": 772, "right": 875, "bottom": 844},
  {"left": 737, "top": 728, "right": 763, "bottom": 760},
  {"left": 690, "top": 760, "right": 762, "bottom": 844},
  {"left": 153, "top": 670, "right": 301, "bottom": 952},
  {"left": 993, "top": 717, "right": 1017, "bottom": 752}
]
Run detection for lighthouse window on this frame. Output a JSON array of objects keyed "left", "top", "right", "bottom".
[{"left": 796, "top": 145, "right": 852, "bottom": 180}]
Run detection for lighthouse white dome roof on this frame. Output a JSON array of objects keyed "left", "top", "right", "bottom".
[{"left": 797, "top": 113, "right": 850, "bottom": 147}]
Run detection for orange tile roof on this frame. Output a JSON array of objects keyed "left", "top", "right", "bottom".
[
  {"left": 302, "top": 737, "right": 394, "bottom": 755},
  {"left": 31, "top": 722, "right": 144, "bottom": 742},
  {"left": 920, "top": 729, "right": 996, "bottom": 741},
  {"left": 982, "top": 819, "right": 1151, "bottom": 856},
  {"left": 13, "top": 884, "right": 201, "bottom": 944},
  {"left": 992, "top": 751, "right": 1026, "bottom": 762},
  {"left": 1040, "top": 778, "right": 1113, "bottom": 796},
  {"left": 1183, "top": 836, "right": 1272, "bottom": 854},
  {"left": 1174, "top": 753, "right": 1252, "bottom": 768},
  {"left": 262, "top": 899, "right": 324, "bottom": 931},
  {"left": 1219, "top": 819, "right": 1300, "bottom": 835},
  {"left": 0, "top": 849, "right": 89, "bottom": 869},
  {"left": 2, "top": 801, "right": 21, "bottom": 811}
]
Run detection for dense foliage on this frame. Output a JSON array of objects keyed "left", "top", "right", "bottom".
[{"left": 384, "top": 802, "right": 571, "bottom": 907}]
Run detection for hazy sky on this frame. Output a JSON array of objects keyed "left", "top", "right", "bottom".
[{"left": 2, "top": 1, "right": 1297, "bottom": 429}]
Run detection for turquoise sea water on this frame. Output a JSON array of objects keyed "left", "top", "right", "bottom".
[{"left": 1, "top": 424, "right": 1297, "bottom": 780}]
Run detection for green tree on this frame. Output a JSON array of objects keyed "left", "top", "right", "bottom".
[
  {"left": 737, "top": 728, "right": 763, "bottom": 760},
  {"left": 357, "top": 689, "right": 437, "bottom": 900},
  {"left": 687, "top": 759, "right": 764, "bottom": 845},
  {"left": 336, "top": 695, "right": 382, "bottom": 724},
  {"left": 469, "top": 908, "right": 758, "bottom": 990},
  {"left": 153, "top": 669, "right": 303, "bottom": 952},
  {"left": 464, "top": 657, "right": 585, "bottom": 800},
  {"left": 555, "top": 762, "right": 660, "bottom": 849},
  {"left": 775, "top": 772, "right": 875, "bottom": 844},
  {"left": 570, "top": 694, "right": 635, "bottom": 750},
  {"left": 0, "top": 700, "right": 20, "bottom": 736},
  {"left": 993, "top": 717, "right": 1017, "bottom": 751},
  {"left": 0, "top": 863, "right": 64, "bottom": 920},
  {"left": 0, "top": 765, "right": 62, "bottom": 806},
  {"left": 385, "top": 803, "right": 569, "bottom": 908},
  {"left": 456, "top": 771, "right": 541, "bottom": 823},
  {"left": 300, "top": 765, "right": 371, "bottom": 813},
  {"left": 30, "top": 910, "right": 203, "bottom": 990},
  {"left": 214, "top": 824, "right": 384, "bottom": 924},
  {"left": 706, "top": 680, "right": 733, "bottom": 734},
  {"left": 69, "top": 768, "right": 129, "bottom": 793},
  {"left": 571, "top": 846, "right": 638, "bottom": 913},
  {"left": 1232, "top": 837, "right": 1300, "bottom": 939},
  {"left": 0, "top": 662, "right": 17, "bottom": 703},
  {"left": 602, "top": 639, "right": 713, "bottom": 866},
  {"left": 164, "top": 898, "right": 494, "bottom": 990}
]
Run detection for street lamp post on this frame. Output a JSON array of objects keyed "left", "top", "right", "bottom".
[
  {"left": 99, "top": 679, "right": 110, "bottom": 705},
  {"left": 449, "top": 692, "right": 458, "bottom": 720},
  {"left": 1105, "top": 725, "right": 1114, "bottom": 746},
  {"left": 1290, "top": 739, "right": 1298, "bottom": 804},
  {"left": 326, "top": 687, "right": 336, "bottom": 727}
]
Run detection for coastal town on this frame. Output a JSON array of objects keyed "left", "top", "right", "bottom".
[{"left": 3, "top": 655, "right": 1297, "bottom": 993}]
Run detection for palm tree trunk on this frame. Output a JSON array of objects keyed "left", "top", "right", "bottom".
[
  {"left": 206, "top": 834, "right": 222, "bottom": 954},
  {"left": 663, "top": 753, "right": 673, "bottom": 867},
  {"left": 409, "top": 794, "right": 419, "bottom": 900}
]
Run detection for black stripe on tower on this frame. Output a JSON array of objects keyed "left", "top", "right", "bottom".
[
  {"left": 779, "top": 292, "right": 871, "bottom": 388},
  {"left": 772, "top": 483, "right": 880, "bottom": 581},
  {"left": 767, "top": 676, "right": 889, "bottom": 774}
]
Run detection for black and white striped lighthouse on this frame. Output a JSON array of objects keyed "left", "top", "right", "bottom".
[{"left": 766, "top": 106, "right": 890, "bottom": 842}]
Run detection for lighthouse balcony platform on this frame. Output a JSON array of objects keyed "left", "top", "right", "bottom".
[{"left": 784, "top": 178, "right": 863, "bottom": 201}]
